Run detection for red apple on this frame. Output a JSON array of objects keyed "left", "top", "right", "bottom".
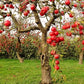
[
  {"left": 55, "top": 37, "right": 60, "bottom": 43},
  {"left": 82, "top": 12, "right": 84, "bottom": 14},
  {"left": 50, "top": 50, "right": 56, "bottom": 55},
  {"left": 59, "top": 37, "right": 64, "bottom": 41},
  {"left": 69, "top": 13, "right": 73, "bottom": 18},
  {"left": 55, "top": 60, "right": 59, "bottom": 64},
  {"left": 82, "top": 40, "right": 84, "bottom": 45},
  {"left": 6, "top": 4, "right": 9, "bottom": 7},
  {"left": 62, "top": 25, "right": 67, "bottom": 29},
  {"left": 65, "top": 0, "right": 70, "bottom": 5},
  {"left": 0, "top": 30, "right": 3, "bottom": 33},
  {"left": 51, "top": 35, "right": 56, "bottom": 40},
  {"left": 49, "top": 32, "right": 55, "bottom": 36},
  {"left": 54, "top": 10, "right": 59, "bottom": 14},
  {"left": 4, "top": 20, "right": 11, "bottom": 27},
  {"left": 74, "top": 21, "right": 80, "bottom": 27},
  {"left": 66, "top": 32, "right": 72, "bottom": 36},
  {"left": 7, "top": 13, "right": 10, "bottom": 16},
  {"left": 54, "top": 54, "right": 59, "bottom": 59},
  {"left": 50, "top": 0, "right": 54, "bottom": 2},
  {"left": 51, "top": 27, "right": 56, "bottom": 32},
  {"left": 61, "top": 11, "right": 64, "bottom": 15},
  {"left": 55, "top": 65, "right": 59, "bottom": 70},
  {"left": 82, "top": 47, "right": 84, "bottom": 50},
  {"left": 54, "top": 31, "right": 59, "bottom": 36},
  {"left": 51, "top": 42, "right": 56, "bottom": 47},
  {"left": 4, "top": 8, "right": 7, "bottom": 11},
  {"left": 65, "top": 22, "right": 70, "bottom": 29},
  {"left": 79, "top": 31, "right": 83, "bottom": 35},
  {"left": 47, "top": 38, "right": 52, "bottom": 44},
  {"left": 40, "top": 6, "right": 49, "bottom": 16},
  {"left": 71, "top": 24, "right": 77, "bottom": 28},
  {"left": 23, "top": 10, "right": 29, "bottom": 16},
  {"left": 40, "top": 12, "right": 44, "bottom": 16},
  {"left": 0, "top": 5, "right": 4, "bottom": 9},
  {"left": 74, "top": 4, "right": 77, "bottom": 7},
  {"left": 9, "top": 4, "right": 13, "bottom": 8},
  {"left": 31, "top": 4, "right": 36, "bottom": 10},
  {"left": 79, "top": 25, "right": 83, "bottom": 30}
]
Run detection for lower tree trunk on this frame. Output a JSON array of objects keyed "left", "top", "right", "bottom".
[
  {"left": 16, "top": 35, "right": 24, "bottom": 63},
  {"left": 79, "top": 50, "right": 83, "bottom": 64},
  {"left": 40, "top": 32, "right": 52, "bottom": 84},
  {"left": 41, "top": 56, "right": 51, "bottom": 84},
  {"left": 16, "top": 52, "right": 24, "bottom": 63},
  {"left": 8, "top": 56, "right": 12, "bottom": 59}
]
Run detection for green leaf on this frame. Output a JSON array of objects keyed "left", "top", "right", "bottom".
[
  {"left": 60, "top": 16, "right": 62, "bottom": 20},
  {"left": 56, "top": 0, "right": 60, "bottom": 2}
]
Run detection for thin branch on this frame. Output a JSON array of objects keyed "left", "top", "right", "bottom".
[
  {"left": 31, "top": 1, "right": 44, "bottom": 32},
  {"left": 45, "top": 17, "right": 54, "bottom": 31},
  {"left": 32, "top": 10, "right": 44, "bottom": 32},
  {"left": 45, "top": 2, "right": 55, "bottom": 31},
  {"left": 72, "top": 33, "right": 80, "bottom": 35},
  {"left": 55, "top": 21, "right": 63, "bottom": 25},
  {"left": 0, "top": 11, "right": 7, "bottom": 18},
  {"left": 10, "top": 12, "right": 20, "bottom": 29},
  {"left": 19, "top": 26, "right": 40, "bottom": 33}
]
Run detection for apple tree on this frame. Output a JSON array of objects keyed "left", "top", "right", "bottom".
[{"left": 0, "top": 0, "right": 84, "bottom": 84}]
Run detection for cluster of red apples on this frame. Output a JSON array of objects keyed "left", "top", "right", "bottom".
[
  {"left": 51, "top": 50, "right": 60, "bottom": 70},
  {"left": 47, "top": 27, "right": 64, "bottom": 47},
  {"left": 62, "top": 21, "right": 84, "bottom": 35},
  {"left": 47, "top": 27, "right": 64, "bottom": 70}
]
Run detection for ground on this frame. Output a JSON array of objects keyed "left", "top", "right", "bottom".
[{"left": 0, "top": 59, "right": 84, "bottom": 84}]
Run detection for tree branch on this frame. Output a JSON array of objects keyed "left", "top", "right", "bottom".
[
  {"left": 72, "top": 33, "right": 80, "bottom": 35},
  {"left": 45, "top": 3, "right": 73, "bottom": 31},
  {"left": 45, "top": 2, "right": 55, "bottom": 31},
  {"left": 45, "top": 17, "right": 54, "bottom": 31},
  {"left": 19, "top": 26, "right": 40, "bottom": 33},
  {"left": 10, "top": 12, "right": 20, "bottom": 29},
  {"left": 31, "top": 1, "right": 44, "bottom": 32},
  {"left": 0, "top": 11, "right": 7, "bottom": 18},
  {"left": 32, "top": 10, "right": 44, "bottom": 32}
]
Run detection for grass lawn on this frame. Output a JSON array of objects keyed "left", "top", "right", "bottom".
[{"left": 0, "top": 59, "right": 84, "bottom": 84}]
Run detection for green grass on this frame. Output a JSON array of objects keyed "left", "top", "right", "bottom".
[{"left": 0, "top": 59, "right": 84, "bottom": 84}]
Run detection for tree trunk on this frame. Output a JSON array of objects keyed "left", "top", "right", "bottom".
[
  {"left": 16, "top": 52, "right": 24, "bottom": 63},
  {"left": 16, "top": 36, "right": 24, "bottom": 63},
  {"left": 8, "top": 55, "right": 12, "bottom": 59},
  {"left": 40, "top": 32, "right": 52, "bottom": 84},
  {"left": 79, "top": 50, "right": 83, "bottom": 64}
]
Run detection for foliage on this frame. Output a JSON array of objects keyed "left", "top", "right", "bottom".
[
  {"left": 0, "top": 34, "right": 39, "bottom": 59},
  {"left": 49, "top": 38, "right": 81, "bottom": 60},
  {"left": 20, "top": 39, "right": 38, "bottom": 59},
  {"left": 56, "top": 39, "right": 79, "bottom": 59}
]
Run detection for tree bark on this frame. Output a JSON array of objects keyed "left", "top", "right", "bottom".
[
  {"left": 40, "top": 32, "right": 52, "bottom": 84},
  {"left": 16, "top": 37, "right": 24, "bottom": 63},
  {"left": 16, "top": 51, "right": 24, "bottom": 63},
  {"left": 79, "top": 50, "right": 83, "bottom": 64}
]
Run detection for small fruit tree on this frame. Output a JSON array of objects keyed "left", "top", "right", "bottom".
[
  {"left": 0, "top": 0, "right": 84, "bottom": 83},
  {"left": 60, "top": 12, "right": 84, "bottom": 64}
]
